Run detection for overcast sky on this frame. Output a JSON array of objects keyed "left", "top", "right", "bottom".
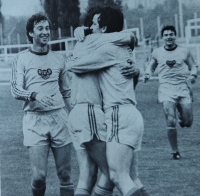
[{"left": 1, "top": 0, "right": 88, "bottom": 17}]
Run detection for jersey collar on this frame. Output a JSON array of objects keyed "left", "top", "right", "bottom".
[
  {"left": 29, "top": 47, "right": 49, "bottom": 55},
  {"left": 164, "top": 44, "right": 177, "bottom": 51}
]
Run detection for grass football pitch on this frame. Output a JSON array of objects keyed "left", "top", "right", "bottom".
[{"left": 1, "top": 79, "right": 200, "bottom": 196}]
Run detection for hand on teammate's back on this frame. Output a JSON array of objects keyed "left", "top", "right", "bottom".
[
  {"left": 121, "top": 66, "right": 140, "bottom": 79},
  {"left": 121, "top": 59, "right": 135, "bottom": 79},
  {"left": 66, "top": 53, "right": 73, "bottom": 62}
]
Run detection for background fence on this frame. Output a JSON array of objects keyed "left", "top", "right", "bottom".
[{"left": 0, "top": 37, "right": 200, "bottom": 74}]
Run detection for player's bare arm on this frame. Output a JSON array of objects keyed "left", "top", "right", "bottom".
[
  {"left": 74, "top": 26, "right": 89, "bottom": 41},
  {"left": 185, "top": 51, "right": 198, "bottom": 84},
  {"left": 74, "top": 26, "right": 135, "bottom": 45},
  {"left": 143, "top": 57, "right": 157, "bottom": 83}
]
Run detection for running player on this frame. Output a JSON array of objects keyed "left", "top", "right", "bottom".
[
  {"left": 144, "top": 25, "right": 198, "bottom": 159},
  {"left": 67, "top": 7, "right": 149, "bottom": 196},
  {"left": 11, "top": 13, "right": 73, "bottom": 196}
]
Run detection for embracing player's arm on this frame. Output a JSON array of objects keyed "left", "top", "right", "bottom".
[
  {"left": 185, "top": 50, "right": 198, "bottom": 84},
  {"left": 143, "top": 55, "right": 158, "bottom": 83},
  {"left": 67, "top": 46, "right": 136, "bottom": 76},
  {"left": 74, "top": 26, "right": 135, "bottom": 46},
  {"left": 66, "top": 44, "right": 117, "bottom": 73},
  {"left": 11, "top": 54, "right": 33, "bottom": 101}
]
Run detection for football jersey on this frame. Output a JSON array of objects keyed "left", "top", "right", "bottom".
[
  {"left": 67, "top": 34, "right": 137, "bottom": 110},
  {"left": 68, "top": 32, "right": 135, "bottom": 108},
  {"left": 69, "top": 72, "right": 102, "bottom": 107},
  {"left": 146, "top": 45, "right": 197, "bottom": 85},
  {"left": 11, "top": 48, "right": 71, "bottom": 112}
]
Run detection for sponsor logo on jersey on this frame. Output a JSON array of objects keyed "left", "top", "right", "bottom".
[
  {"left": 38, "top": 68, "right": 52, "bottom": 79},
  {"left": 166, "top": 60, "right": 176, "bottom": 68}
]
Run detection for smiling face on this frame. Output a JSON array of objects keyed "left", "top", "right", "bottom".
[
  {"left": 162, "top": 30, "right": 176, "bottom": 48},
  {"left": 29, "top": 20, "right": 50, "bottom": 47}
]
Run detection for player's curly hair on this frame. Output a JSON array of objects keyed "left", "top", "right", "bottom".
[
  {"left": 161, "top": 25, "right": 177, "bottom": 37},
  {"left": 83, "top": 6, "right": 124, "bottom": 33},
  {"left": 26, "top": 12, "right": 51, "bottom": 43}
]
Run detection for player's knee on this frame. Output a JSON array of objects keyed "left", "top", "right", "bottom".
[
  {"left": 180, "top": 115, "right": 193, "bottom": 127},
  {"left": 166, "top": 117, "right": 176, "bottom": 127},
  {"left": 186, "top": 122, "right": 192, "bottom": 127},
  {"left": 108, "top": 168, "right": 121, "bottom": 186},
  {"left": 32, "top": 170, "right": 46, "bottom": 187},
  {"left": 57, "top": 168, "right": 72, "bottom": 184},
  {"left": 88, "top": 165, "right": 98, "bottom": 184},
  {"left": 182, "top": 120, "right": 193, "bottom": 127},
  {"left": 32, "top": 178, "right": 46, "bottom": 189},
  {"left": 167, "top": 121, "right": 176, "bottom": 128},
  {"left": 82, "top": 166, "right": 97, "bottom": 187}
]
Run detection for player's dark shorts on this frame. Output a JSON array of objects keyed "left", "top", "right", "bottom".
[
  {"left": 105, "top": 104, "right": 144, "bottom": 150},
  {"left": 68, "top": 103, "right": 106, "bottom": 150},
  {"left": 23, "top": 108, "right": 71, "bottom": 148}
]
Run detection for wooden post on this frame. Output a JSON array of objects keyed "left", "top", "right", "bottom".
[
  {"left": 178, "top": 0, "right": 184, "bottom": 38},
  {"left": 0, "top": 24, "right": 3, "bottom": 45},
  {"left": 140, "top": 17, "right": 144, "bottom": 42},
  {"left": 17, "top": 34, "right": 20, "bottom": 52},
  {"left": 70, "top": 26, "right": 73, "bottom": 37},
  {"left": 175, "top": 14, "right": 179, "bottom": 37},
  {"left": 157, "top": 16, "right": 161, "bottom": 36},
  {"left": 8, "top": 35, "right": 11, "bottom": 53},
  {"left": 58, "top": 28, "right": 62, "bottom": 50},
  {"left": 194, "top": 12, "right": 197, "bottom": 36}
]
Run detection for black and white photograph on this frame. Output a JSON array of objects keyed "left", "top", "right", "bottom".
[{"left": 0, "top": 0, "right": 200, "bottom": 195}]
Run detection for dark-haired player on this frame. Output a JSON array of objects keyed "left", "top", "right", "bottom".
[
  {"left": 67, "top": 6, "right": 141, "bottom": 196},
  {"left": 11, "top": 13, "right": 73, "bottom": 196},
  {"left": 68, "top": 6, "right": 149, "bottom": 196},
  {"left": 144, "top": 25, "right": 198, "bottom": 159}
]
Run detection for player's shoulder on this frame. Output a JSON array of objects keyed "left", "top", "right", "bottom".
[
  {"left": 153, "top": 46, "right": 165, "bottom": 53},
  {"left": 16, "top": 48, "right": 30, "bottom": 58},
  {"left": 151, "top": 46, "right": 164, "bottom": 57},
  {"left": 48, "top": 50, "right": 66, "bottom": 69},
  {"left": 49, "top": 50, "right": 65, "bottom": 60},
  {"left": 13, "top": 48, "right": 30, "bottom": 63},
  {"left": 176, "top": 44, "right": 189, "bottom": 52}
]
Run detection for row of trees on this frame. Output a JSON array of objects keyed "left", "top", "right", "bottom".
[
  {"left": 1, "top": 0, "right": 200, "bottom": 45},
  {"left": 41, "top": 0, "right": 80, "bottom": 39},
  {"left": 124, "top": 0, "right": 200, "bottom": 41},
  {"left": 42, "top": 0, "right": 123, "bottom": 39},
  {"left": 39, "top": 0, "right": 200, "bottom": 42},
  {"left": 0, "top": 0, "right": 123, "bottom": 44},
  {"left": 0, "top": 0, "right": 5, "bottom": 45}
]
